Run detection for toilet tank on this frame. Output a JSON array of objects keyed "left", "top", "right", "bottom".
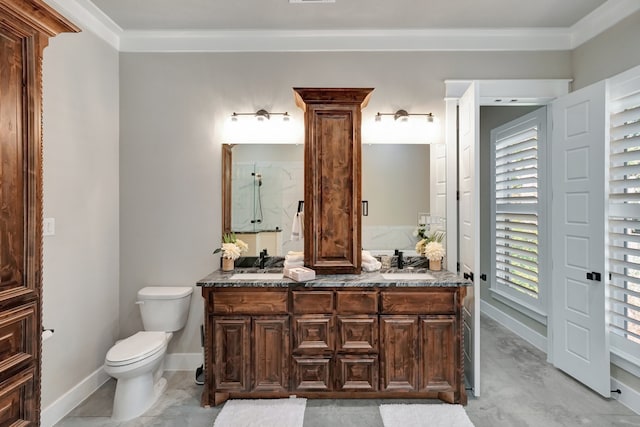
[{"left": 137, "top": 287, "right": 193, "bottom": 332}]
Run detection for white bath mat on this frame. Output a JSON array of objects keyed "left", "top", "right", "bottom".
[
  {"left": 379, "top": 404, "right": 474, "bottom": 427},
  {"left": 213, "top": 398, "right": 306, "bottom": 427}
]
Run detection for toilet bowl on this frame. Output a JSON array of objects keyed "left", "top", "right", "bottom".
[
  {"left": 105, "top": 331, "right": 170, "bottom": 420},
  {"left": 104, "top": 286, "right": 192, "bottom": 421}
]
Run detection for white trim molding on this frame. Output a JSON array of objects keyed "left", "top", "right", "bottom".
[
  {"left": 43, "top": 0, "right": 122, "bottom": 50},
  {"left": 481, "top": 300, "right": 548, "bottom": 352},
  {"left": 42, "top": 0, "right": 640, "bottom": 53},
  {"left": 41, "top": 366, "right": 110, "bottom": 427},
  {"left": 118, "top": 28, "right": 572, "bottom": 53},
  {"left": 570, "top": 0, "right": 640, "bottom": 48},
  {"left": 611, "top": 377, "right": 640, "bottom": 416}
]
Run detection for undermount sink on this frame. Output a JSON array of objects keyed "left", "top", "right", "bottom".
[
  {"left": 381, "top": 272, "right": 436, "bottom": 280},
  {"left": 228, "top": 273, "right": 284, "bottom": 280}
]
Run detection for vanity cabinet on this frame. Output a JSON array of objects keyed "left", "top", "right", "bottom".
[
  {"left": 293, "top": 88, "right": 374, "bottom": 275},
  {"left": 201, "top": 284, "right": 466, "bottom": 406},
  {"left": 210, "top": 290, "right": 289, "bottom": 402}
]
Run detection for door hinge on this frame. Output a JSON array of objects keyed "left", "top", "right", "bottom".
[
  {"left": 464, "top": 271, "right": 474, "bottom": 281},
  {"left": 456, "top": 191, "right": 460, "bottom": 201}
]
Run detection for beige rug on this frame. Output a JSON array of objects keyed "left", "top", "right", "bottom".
[
  {"left": 213, "top": 398, "right": 306, "bottom": 427},
  {"left": 380, "top": 404, "right": 475, "bottom": 427}
]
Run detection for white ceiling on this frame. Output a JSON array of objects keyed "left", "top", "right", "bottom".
[
  {"left": 46, "top": 0, "right": 640, "bottom": 52},
  {"left": 88, "top": 0, "right": 606, "bottom": 31}
]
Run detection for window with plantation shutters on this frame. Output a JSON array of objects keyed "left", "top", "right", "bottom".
[
  {"left": 490, "top": 108, "right": 547, "bottom": 316},
  {"left": 608, "top": 69, "right": 640, "bottom": 352}
]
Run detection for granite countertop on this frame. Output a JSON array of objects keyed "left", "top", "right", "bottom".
[{"left": 196, "top": 267, "right": 471, "bottom": 288}]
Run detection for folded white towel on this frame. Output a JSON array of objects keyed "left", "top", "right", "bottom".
[
  {"left": 362, "top": 251, "right": 377, "bottom": 263},
  {"left": 290, "top": 212, "right": 304, "bottom": 241},
  {"left": 284, "top": 260, "right": 304, "bottom": 268},
  {"left": 362, "top": 259, "right": 382, "bottom": 272},
  {"left": 285, "top": 254, "right": 304, "bottom": 262},
  {"left": 287, "top": 251, "right": 304, "bottom": 257}
]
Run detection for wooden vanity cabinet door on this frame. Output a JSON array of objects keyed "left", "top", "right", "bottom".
[
  {"left": 214, "top": 317, "right": 250, "bottom": 392},
  {"left": 252, "top": 317, "right": 289, "bottom": 392},
  {"left": 294, "top": 88, "right": 373, "bottom": 275},
  {"left": 380, "top": 316, "right": 418, "bottom": 391},
  {"left": 419, "top": 316, "right": 457, "bottom": 392}
]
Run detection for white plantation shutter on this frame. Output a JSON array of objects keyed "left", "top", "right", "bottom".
[
  {"left": 608, "top": 68, "right": 640, "bottom": 348},
  {"left": 491, "top": 110, "right": 546, "bottom": 309}
]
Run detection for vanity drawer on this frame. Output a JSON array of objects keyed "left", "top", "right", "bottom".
[
  {"left": 213, "top": 290, "right": 288, "bottom": 314},
  {"left": 336, "top": 291, "right": 377, "bottom": 313},
  {"left": 381, "top": 291, "right": 455, "bottom": 314},
  {"left": 292, "top": 291, "right": 334, "bottom": 314}
]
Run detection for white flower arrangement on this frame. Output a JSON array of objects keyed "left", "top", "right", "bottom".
[
  {"left": 423, "top": 241, "right": 445, "bottom": 261},
  {"left": 214, "top": 233, "right": 249, "bottom": 260},
  {"left": 415, "top": 230, "right": 445, "bottom": 257}
]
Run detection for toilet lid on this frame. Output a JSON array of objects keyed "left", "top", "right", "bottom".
[{"left": 106, "top": 331, "right": 167, "bottom": 366}]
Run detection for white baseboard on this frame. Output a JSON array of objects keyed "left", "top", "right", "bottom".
[
  {"left": 41, "top": 353, "right": 202, "bottom": 426},
  {"left": 611, "top": 378, "right": 640, "bottom": 416},
  {"left": 480, "top": 299, "right": 547, "bottom": 352},
  {"left": 41, "top": 366, "right": 110, "bottom": 427},
  {"left": 165, "top": 352, "right": 202, "bottom": 371}
]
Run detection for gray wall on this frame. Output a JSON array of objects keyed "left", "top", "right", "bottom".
[
  {"left": 572, "top": 10, "right": 640, "bottom": 90},
  {"left": 41, "top": 30, "right": 120, "bottom": 408},
  {"left": 119, "top": 50, "right": 572, "bottom": 352}
]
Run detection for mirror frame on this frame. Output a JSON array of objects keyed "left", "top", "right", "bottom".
[{"left": 222, "top": 144, "right": 233, "bottom": 234}]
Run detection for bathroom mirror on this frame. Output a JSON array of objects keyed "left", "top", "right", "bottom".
[{"left": 223, "top": 143, "right": 443, "bottom": 255}]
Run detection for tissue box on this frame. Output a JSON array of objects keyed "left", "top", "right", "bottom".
[{"left": 284, "top": 266, "right": 316, "bottom": 282}]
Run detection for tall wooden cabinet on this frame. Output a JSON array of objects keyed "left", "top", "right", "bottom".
[
  {"left": 0, "top": 2, "right": 78, "bottom": 425},
  {"left": 293, "top": 88, "right": 373, "bottom": 275}
]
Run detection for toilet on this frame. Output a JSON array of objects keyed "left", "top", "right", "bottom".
[{"left": 104, "top": 286, "right": 193, "bottom": 421}]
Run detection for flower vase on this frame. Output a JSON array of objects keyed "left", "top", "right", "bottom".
[
  {"left": 429, "top": 258, "right": 442, "bottom": 271},
  {"left": 222, "top": 257, "right": 235, "bottom": 272}
]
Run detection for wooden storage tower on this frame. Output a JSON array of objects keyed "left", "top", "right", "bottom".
[{"left": 293, "top": 88, "right": 373, "bottom": 275}]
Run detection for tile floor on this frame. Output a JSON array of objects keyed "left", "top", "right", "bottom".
[{"left": 54, "top": 315, "right": 640, "bottom": 426}]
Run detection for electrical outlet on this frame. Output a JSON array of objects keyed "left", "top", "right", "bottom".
[{"left": 43, "top": 218, "right": 55, "bottom": 236}]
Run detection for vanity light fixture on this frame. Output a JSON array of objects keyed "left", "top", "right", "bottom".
[
  {"left": 375, "top": 109, "right": 434, "bottom": 123},
  {"left": 231, "top": 109, "right": 290, "bottom": 122}
]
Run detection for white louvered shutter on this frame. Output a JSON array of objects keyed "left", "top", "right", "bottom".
[
  {"left": 493, "top": 123, "right": 540, "bottom": 300},
  {"left": 609, "top": 68, "right": 640, "bottom": 347}
]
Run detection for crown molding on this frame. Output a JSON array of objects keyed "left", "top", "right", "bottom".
[
  {"left": 119, "top": 28, "right": 572, "bottom": 53},
  {"left": 570, "top": 0, "right": 640, "bottom": 48},
  {"left": 44, "top": 0, "right": 122, "bottom": 50},
  {"left": 43, "top": 0, "right": 639, "bottom": 53}
]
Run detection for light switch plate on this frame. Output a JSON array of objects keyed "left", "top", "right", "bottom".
[{"left": 43, "top": 218, "right": 55, "bottom": 236}]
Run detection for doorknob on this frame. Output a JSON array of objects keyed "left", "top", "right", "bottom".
[{"left": 586, "top": 271, "right": 601, "bottom": 282}]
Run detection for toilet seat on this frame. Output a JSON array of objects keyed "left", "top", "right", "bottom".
[{"left": 106, "top": 331, "right": 167, "bottom": 367}]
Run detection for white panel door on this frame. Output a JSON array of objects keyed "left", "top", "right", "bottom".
[
  {"left": 459, "top": 82, "right": 481, "bottom": 396},
  {"left": 551, "top": 81, "right": 610, "bottom": 397}
]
